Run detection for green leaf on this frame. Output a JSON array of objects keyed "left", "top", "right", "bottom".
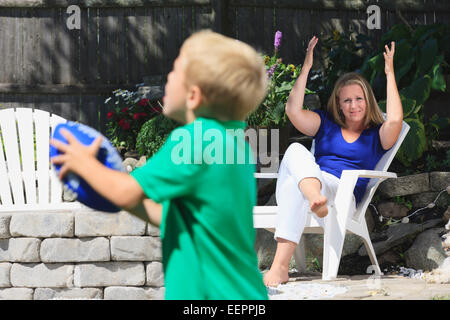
[
  {"left": 368, "top": 53, "right": 384, "bottom": 72},
  {"left": 400, "top": 96, "right": 417, "bottom": 118},
  {"left": 412, "top": 24, "right": 440, "bottom": 44},
  {"left": 396, "top": 57, "right": 414, "bottom": 84},
  {"left": 430, "top": 116, "right": 450, "bottom": 131},
  {"left": 400, "top": 75, "right": 431, "bottom": 106},
  {"left": 417, "top": 37, "right": 438, "bottom": 77},
  {"left": 393, "top": 40, "right": 414, "bottom": 82},
  {"left": 275, "top": 81, "right": 292, "bottom": 93},
  {"left": 381, "top": 24, "right": 411, "bottom": 45},
  {"left": 267, "top": 101, "right": 286, "bottom": 125},
  {"left": 396, "top": 118, "right": 426, "bottom": 166},
  {"left": 431, "top": 55, "right": 446, "bottom": 92},
  {"left": 380, "top": 96, "right": 416, "bottom": 118}
]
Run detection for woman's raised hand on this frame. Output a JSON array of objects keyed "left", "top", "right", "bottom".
[
  {"left": 303, "top": 36, "right": 318, "bottom": 70},
  {"left": 383, "top": 41, "right": 395, "bottom": 75}
]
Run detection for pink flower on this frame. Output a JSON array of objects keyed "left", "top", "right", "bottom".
[
  {"left": 138, "top": 99, "right": 149, "bottom": 107},
  {"left": 106, "top": 111, "right": 114, "bottom": 119},
  {"left": 118, "top": 119, "right": 130, "bottom": 130},
  {"left": 133, "top": 112, "right": 148, "bottom": 120}
]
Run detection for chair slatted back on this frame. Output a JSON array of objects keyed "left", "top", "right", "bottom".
[
  {"left": 0, "top": 108, "right": 67, "bottom": 207},
  {"left": 355, "top": 120, "right": 410, "bottom": 220}
]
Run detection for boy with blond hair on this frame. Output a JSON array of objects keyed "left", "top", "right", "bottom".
[{"left": 51, "top": 30, "right": 268, "bottom": 300}]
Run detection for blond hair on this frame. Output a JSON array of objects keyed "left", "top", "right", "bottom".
[
  {"left": 327, "top": 72, "right": 384, "bottom": 128},
  {"left": 180, "top": 30, "right": 268, "bottom": 121}
]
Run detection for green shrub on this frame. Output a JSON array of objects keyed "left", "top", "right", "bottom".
[
  {"left": 136, "top": 114, "right": 179, "bottom": 157},
  {"left": 308, "top": 29, "right": 374, "bottom": 105},
  {"left": 104, "top": 89, "right": 163, "bottom": 152},
  {"left": 360, "top": 23, "right": 450, "bottom": 166}
]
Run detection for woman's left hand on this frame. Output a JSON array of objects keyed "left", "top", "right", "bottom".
[{"left": 383, "top": 41, "right": 395, "bottom": 75}]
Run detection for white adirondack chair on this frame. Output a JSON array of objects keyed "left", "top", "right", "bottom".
[
  {"left": 253, "top": 120, "right": 410, "bottom": 280},
  {"left": 0, "top": 108, "right": 84, "bottom": 212}
]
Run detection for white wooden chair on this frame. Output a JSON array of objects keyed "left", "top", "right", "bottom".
[
  {"left": 253, "top": 120, "right": 410, "bottom": 280},
  {"left": 0, "top": 108, "right": 84, "bottom": 212}
]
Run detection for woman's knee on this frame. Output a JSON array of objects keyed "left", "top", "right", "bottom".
[
  {"left": 281, "top": 142, "right": 315, "bottom": 170},
  {"left": 284, "top": 142, "right": 310, "bottom": 157}
]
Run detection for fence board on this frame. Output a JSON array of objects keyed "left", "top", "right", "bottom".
[
  {"left": 51, "top": 8, "right": 66, "bottom": 84},
  {"left": 68, "top": 8, "right": 82, "bottom": 84},
  {"left": 165, "top": 6, "right": 184, "bottom": 70},
  {"left": 98, "top": 7, "right": 110, "bottom": 84},
  {"left": 22, "top": 8, "right": 35, "bottom": 84},
  {"left": 105, "top": 7, "right": 120, "bottom": 85},
  {"left": 262, "top": 7, "right": 274, "bottom": 56},
  {"left": 13, "top": 8, "right": 23, "bottom": 83},
  {"left": 126, "top": 7, "right": 141, "bottom": 83},
  {"left": 37, "top": 8, "right": 52, "bottom": 84},
  {"left": 0, "top": 9, "right": 9, "bottom": 83},
  {"left": 251, "top": 7, "right": 265, "bottom": 54},
  {"left": 195, "top": 5, "right": 213, "bottom": 31},
  {"left": 79, "top": 7, "right": 89, "bottom": 84},
  {"left": 116, "top": 8, "right": 127, "bottom": 84},
  {"left": 79, "top": 94, "right": 99, "bottom": 130},
  {"left": 146, "top": 7, "right": 158, "bottom": 77},
  {"left": 236, "top": 6, "right": 252, "bottom": 49}
]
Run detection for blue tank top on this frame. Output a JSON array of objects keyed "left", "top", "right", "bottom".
[{"left": 313, "top": 110, "right": 387, "bottom": 203}]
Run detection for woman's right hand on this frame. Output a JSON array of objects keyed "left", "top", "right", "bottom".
[
  {"left": 303, "top": 36, "right": 318, "bottom": 70},
  {"left": 285, "top": 35, "right": 321, "bottom": 137}
]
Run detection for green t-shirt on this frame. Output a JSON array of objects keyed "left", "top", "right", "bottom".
[{"left": 131, "top": 117, "right": 268, "bottom": 300}]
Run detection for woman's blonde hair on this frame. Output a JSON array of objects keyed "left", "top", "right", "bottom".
[
  {"left": 327, "top": 72, "right": 384, "bottom": 128},
  {"left": 180, "top": 30, "right": 268, "bottom": 121}
]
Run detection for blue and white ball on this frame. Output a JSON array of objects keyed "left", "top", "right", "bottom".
[{"left": 50, "top": 121, "right": 125, "bottom": 213}]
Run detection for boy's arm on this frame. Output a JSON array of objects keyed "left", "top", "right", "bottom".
[
  {"left": 67, "top": 155, "right": 162, "bottom": 225},
  {"left": 50, "top": 128, "right": 145, "bottom": 210},
  {"left": 127, "top": 199, "right": 162, "bottom": 227}
]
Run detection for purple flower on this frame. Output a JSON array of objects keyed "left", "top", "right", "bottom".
[
  {"left": 267, "top": 64, "right": 277, "bottom": 80},
  {"left": 274, "top": 31, "right": 282, "bottom": 50}
]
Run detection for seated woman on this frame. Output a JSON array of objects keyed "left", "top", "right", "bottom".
[{"left": 263, "top": 36, "right": 404, "bottom": 287}]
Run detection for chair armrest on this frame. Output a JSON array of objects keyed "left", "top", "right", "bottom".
[
  {"left": 341, "top": 170, "right": 397, "bottom": 180},
  {"left": 254, "top": 172, "right": 278, "bottom": 179},
  {"left": 254, "top": 170, "right": 395, "bottom": 180},
  {"left": 335, "top": 170, "right": 396, "bottom": 204}
]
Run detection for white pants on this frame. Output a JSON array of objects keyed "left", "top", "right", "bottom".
[{"left": 274, "top": 143, "right": 355, "bottom": 243}]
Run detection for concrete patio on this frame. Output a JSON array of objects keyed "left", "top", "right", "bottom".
[{"left": 268, "top": 272, "right": 450, "bottom": 300}]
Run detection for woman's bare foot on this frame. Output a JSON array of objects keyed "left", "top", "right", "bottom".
[
  {"left": 310, "top": 195, "right": 328, "bottom": 218},
  {"left": 263, "top": 265, "right": 290, "bottom": 287}
]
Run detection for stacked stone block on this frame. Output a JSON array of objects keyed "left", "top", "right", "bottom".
[{"left": 0, "top": 210, "right": 164, "bottom": 300}]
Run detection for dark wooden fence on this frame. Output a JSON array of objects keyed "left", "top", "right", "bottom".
[{"left": 0, "top": 0, "right": 448, "bottom": 132}]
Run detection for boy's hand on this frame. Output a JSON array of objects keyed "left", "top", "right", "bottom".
[
  {"left": 50, "top": 129, "right": 103, "bottom": 180},
  {"left": 303, "top": 36, "right": 318, "bottom": 70},
  {"left": 383, "top": 41, "right": 395, "bottom": 76}
]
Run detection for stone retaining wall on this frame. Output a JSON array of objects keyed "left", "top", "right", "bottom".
[
  {"left": 0, "top": 210, "right": 164, "bottom": 300},
  {"left": 378, "top": 172, "right": 449, "bottom": 203}
]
